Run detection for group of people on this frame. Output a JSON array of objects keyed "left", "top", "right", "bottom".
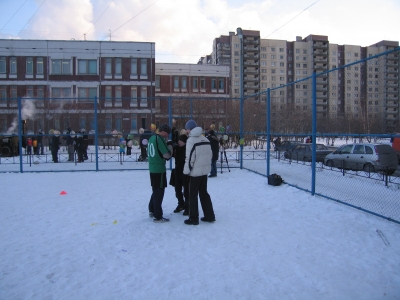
[
  {"left": 24, "top": 131, "right": 44, "bottom": 156},
  {"left": 50, "top": 128, "right": 88, "bottom": 163},
  {"left": 147, "top": 120, "right": 216, "bottom": 225}
]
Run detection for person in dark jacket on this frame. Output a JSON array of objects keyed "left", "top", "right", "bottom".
[
  {"left": 207, "top": 130, "right": 219, "bottom": 177},
  {"left": 37, "top": 130, "right": 44, "bottom": 155},
  {"left": 51, "top": 131, "right": 61, "bottom": 163},
  {"left": 81, "top": 129, "right": 88, "bottom": 160},
  {"left": 75, "top": 132, "right": 85, "bottom": 162},
  {"left": 173, "top": 130, "right": 190, "bottom": 214},
  {"left": 64, "top": 127, "right": 74, "bottom": 161}
]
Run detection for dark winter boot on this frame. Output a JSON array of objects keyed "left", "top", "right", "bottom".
[
  {"left": 173, "top": 205, "right": 185, "bottom": 213},
  {"left": 184, "top": 218, "right": 199, "bottom": 225}
]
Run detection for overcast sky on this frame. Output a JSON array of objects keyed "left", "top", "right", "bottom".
[{"left": 0, "top": 0, "right": 399, "bottom": 64}]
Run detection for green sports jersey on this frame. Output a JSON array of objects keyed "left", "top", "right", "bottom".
[{"left": 147, "top": 134, "right": 169, "bottom": 173}]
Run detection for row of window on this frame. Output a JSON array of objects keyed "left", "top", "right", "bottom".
[
  {"left": 0, "top": 85, "right": 149, "bottom": 105},
  {"left": 155, "top": 76, "right": 225, "bottom": 90},
  {"left": 0, "top": 57, "right": 148, "bottom": 76}
]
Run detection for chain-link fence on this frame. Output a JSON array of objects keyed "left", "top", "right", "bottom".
[
  {"left": 1, "top": 48, "right": 399, "bottom": 223},
  {"left": 258, "top": 47, "right": 400, "bottom": 224}
]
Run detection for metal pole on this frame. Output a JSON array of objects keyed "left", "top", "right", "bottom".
[
  {"left": 17, "top": 97, "right": 23, "bottom": 173},
  {"left": 237, "top": 27, "right": 244, "bottom": 169},
  {"left": 311, "top": 72, "right": 317, "bottom": 195},
  {"left": 94, "top": 96, "right": 99, "bottom": 171},
  {"left": 266, "top": 89, "right": 271, "bottom": 177},
  {"left": 168, "top": 96, "right": 172, "bottom": 170}
]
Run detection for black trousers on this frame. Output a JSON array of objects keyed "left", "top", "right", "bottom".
[
  {"left": 188, "top": 175, "right": 215, "bottom": 221},
  {"left": 175, "top": 175, "right": 189, "bottom": 208},
  {"left": 51, "top": 150, "right": 58, "bottom": 162},
  {"left": 148, "top": 187, "right": 165, "bottom": 219},
  {"left": 148, "top": 172, "right": 167, "bottom": 220}
]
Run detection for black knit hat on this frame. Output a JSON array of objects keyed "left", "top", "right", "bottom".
[
  {"left": 178, "top": 134, "right": 188, "bottom": 143},
  {"left": 158, "top": 124, "right": 171, "bottom": 134}
]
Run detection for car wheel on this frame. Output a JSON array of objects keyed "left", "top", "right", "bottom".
[
  {"left": 326, "top": 160, "right": 334, "bottom": 168},
  {"left": 363, "top": 163, "right": 374, "bottom": 173},
  {"left": 386, "top": 169, "right": 396, "bottom": 176}
]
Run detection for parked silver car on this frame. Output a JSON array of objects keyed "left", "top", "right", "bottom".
[
  {"left": 284, "top": 143, "right": 333, "bottom": 162},
  {"left": 324, "top": 143, "right": 398, "bottom": 175}
]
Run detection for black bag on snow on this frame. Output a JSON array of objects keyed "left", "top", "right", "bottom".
[{"left": 268, "top": 173, "right": 283, "bottom": 186}]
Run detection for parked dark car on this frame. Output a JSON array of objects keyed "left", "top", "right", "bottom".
[
  {"left": 324, "top": 143, "right": 398, "bottom": 175},
  {"left": 275, "top": 140, "right": 301, "bottom": 152},
  {"left": 284, "top": 143, "right": 333, "bottom": 162}
]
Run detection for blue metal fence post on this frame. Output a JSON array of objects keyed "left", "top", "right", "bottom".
[
  {"left": 266, "top": 89, "right": 271, "bottom": 177},
  {"left": 17, "top": 96, "right": 23, "bottom": 173},
  {"left": 311, "top": 72, "right": 317, "bottom": 195},
  {"left": 190, "top": 97, "right": 193, "bottom": 117},
  {"left": 237, "top": 27, "right": 244, "bottom": 169},
  {"left": 94, "top": 96, "right": 99, "bottom": 171},
  {"left": 168, "top": 96, "right": 173, "bottom": 170}
]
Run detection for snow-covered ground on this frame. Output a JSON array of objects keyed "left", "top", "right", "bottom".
[{"left": 1, "top": 167, "right": 399, "bottom": 299}]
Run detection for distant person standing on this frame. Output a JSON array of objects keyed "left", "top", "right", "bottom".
[
  {"left": 32, "top": 137, "right": 38, "bottom": 155},
  {"left": 172, "top": 130, "right": 190, "bottom": 214},
  {"left": 207, "top": 129, "right": 219, "bottom": 178},
  {"left": 51, "top": 131, "right": 61, "bottom": 163},
  {"left": 81, "top": 129, "right": 88, "bottom": 160},
  {"left": 26, "top": 138, "right": 32, "bottom": 155},
  {"left": 37, "top": 130, "right": 44, "bottom": 155},
  {"left": 147, "top": 124, "right": 173, "bottom": 223},
  {"left": 75, "top": 132, "right": 85, "bottom": 163},
  {"left": 65, "top": 127, "right": 74, "bottom": 161},
  {"left": 183, "top": 120, "right": 216, "bottom": 225}
]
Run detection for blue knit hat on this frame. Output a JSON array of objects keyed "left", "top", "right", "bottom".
[{"left": 185, "top": 120, "right": 197, "bottom": 130}]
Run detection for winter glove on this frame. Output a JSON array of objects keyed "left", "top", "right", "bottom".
[{"left": 167, "top": 145, "right": 173, "bottom": 154}]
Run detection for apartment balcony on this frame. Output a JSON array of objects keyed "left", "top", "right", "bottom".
[
  {"left": 385, "top": 102, "right": 398, "bottom": 108},
  {"left": 387, "top": 54, "right": 399, "bottom": 60},
  {"left": 316, "top": 92, "right": 328, "bottom": 98},
  {"left": 385, "top": 82, "right": 399, "bottom": 87},
  {"left": 386, "top": 61, "right": 398, "bottom": 67},
  {"left": 316, "top": 85, "right": 328, "bottom": 92},
  {"left": 244, "top": 76, "right": 259, "bottom": 82},
  {"left": 314, "top": 64, "right": 328, "bottom": 71},
  {"left": 243, "top": 45, "right": 259, "bottom": 52},
  {"left": 385, "top": 115, "right": 398, "bottom": 120},
  {"left": 313, "top": 42, "right": 328, "bottom": 49},
  {"left": 217, "top": 43, "right": 230, "bottom": 51},
  {"left": 244, "top": 83, "right": 259, "bottom": 88},
  {"left": 244, "top": 53, "right": 259, "bottom": 59},
  {"left": 244, "top": 61, "right": 259, "bottom": 66},
  {"left": 386, "top": 95, "right": 399, "bottom": 100},
  {"left": 385, "top": 88, "right": 397, "bottom": 94},
  {"left": 243, "top": 39, "right": 260, "bottom": 45},
  {"left": 314, "top": 57, "right": 328, "bottom": 62},
  {"left": 217, "top": 53, "right": 231, "bottom": 59},
  {"left": 244, "top": 68, "right": 259, "bottom": 75},
  {"left": 313, "top": 49, "right": 328, "bottom": 55},
  {"left": 316, "top": 101, "right": 328, "bottom": 106},
  {"left": 386, "top": 75, "right": 399, "bottom": 80},
  {"left": 386, "top": 68, "right": 399, "bottom": 74},
  {"left": 316, "top": 79, "right": 328, "bottom": 84},
  {"left": 244, "top": 86, "right": 259, "bottom": 92}
]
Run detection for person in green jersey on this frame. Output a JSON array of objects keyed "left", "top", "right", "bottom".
[{"left": 147, "top": 124, "right": 173, "bottom": 223}]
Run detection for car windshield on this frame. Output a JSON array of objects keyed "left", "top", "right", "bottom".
[{"left": 316, "top": 144, "right": 327, "bottom": 150}]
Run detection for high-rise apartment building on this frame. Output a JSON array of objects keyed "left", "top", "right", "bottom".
[{"left": 208, "top": 30, "right": 399, "bottom": 132}]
